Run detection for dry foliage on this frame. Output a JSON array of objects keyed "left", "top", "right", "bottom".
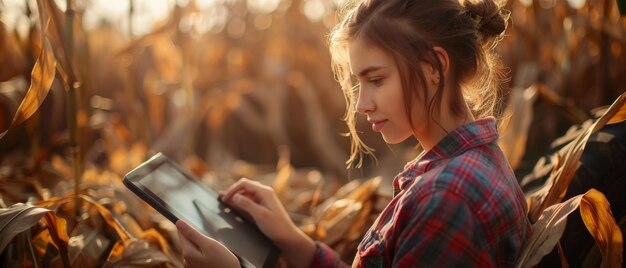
[
  {"left": 517, "top": 189, "right": 623, "bottom": 268},
  {"left": 526, "top": 93, "right": 626, "bottom": 222}
]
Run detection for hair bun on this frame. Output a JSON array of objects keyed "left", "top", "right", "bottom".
[{"left": 465, "top": 0, "right": 508, "bottom": 40}]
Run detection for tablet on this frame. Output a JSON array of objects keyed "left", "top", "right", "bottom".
[{"left": 123, "top": 153, "right": 281, "bottom": 268}]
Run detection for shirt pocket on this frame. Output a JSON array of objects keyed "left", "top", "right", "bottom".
[{"left": 356, "top": 230, "right": 385, "bottom": 267}]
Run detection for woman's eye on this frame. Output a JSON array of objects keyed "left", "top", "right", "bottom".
[{"left": 369, "top": 78, "right": 383, "bottom": 86}]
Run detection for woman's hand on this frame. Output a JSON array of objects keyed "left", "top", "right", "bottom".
[
  {"left": 221, "top": 178, "right": 316, "bottom": 268},
  {"left": 176, "top": 220, "right": 240, "bottom": 268}
]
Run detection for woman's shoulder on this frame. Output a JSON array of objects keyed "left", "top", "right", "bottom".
[
  {"left": 399, "top": 148, "right": 528, "bottom": 229},
  {"left": 406, "top": 144, "right": 518, "bottom": 205}
]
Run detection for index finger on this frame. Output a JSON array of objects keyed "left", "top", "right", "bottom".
[{"left": 221, "top": 178, "right": 270, "bottom": 203}]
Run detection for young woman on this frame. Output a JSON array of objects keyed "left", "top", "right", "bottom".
[{"left": 176, "top": 0, "right": 531, "bottom": 267}]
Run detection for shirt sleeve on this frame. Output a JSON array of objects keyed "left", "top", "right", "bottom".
[
  {"left": 309, "top": 241, "right": 350, "bottom": 268},
  {"left": 393, "top": 190, "right": 495, "bottom": 267}
]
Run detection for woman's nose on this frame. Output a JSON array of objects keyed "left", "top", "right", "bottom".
[{"left": 356, "top": 88, "right": 375, "bottom": 115}]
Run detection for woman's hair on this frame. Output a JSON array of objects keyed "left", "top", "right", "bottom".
[{"left": 329, "top": 0, "right": 510, "bottom": 168}]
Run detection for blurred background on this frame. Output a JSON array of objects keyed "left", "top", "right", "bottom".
[
  {"left": 1, "top": 0, "right": 625, "bottom": 181},
  {"left": 0, "top": 0, "right": 625, "bottom": 267}
]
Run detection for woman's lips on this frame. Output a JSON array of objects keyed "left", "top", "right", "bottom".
[{"left": 372, "top": 120, "right": 387, "bottom": 132}]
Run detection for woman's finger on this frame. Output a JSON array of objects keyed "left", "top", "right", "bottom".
[
  {"left": 177, "top": 221, "right": 203, "bottom": 260},
  {"left": 178, "top": 220, "right": 220, "bottom": 250},
  {"left": 228, "top": 193, "right": 271, "bottom": 222},
  {"left": 221, "top": 178, "right": 270, "bottom": 202},
  {"left": 221, "top": 178, "right": 255, "bottom": 201},
  {"left": 176, "top": 221, "right": 241, "bottom": 268}
]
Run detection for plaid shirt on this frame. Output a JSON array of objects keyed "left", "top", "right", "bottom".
[{"left": 311, "top": 117, "right": 531, "bottom": 267}]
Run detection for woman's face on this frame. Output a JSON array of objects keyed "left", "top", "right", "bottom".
[{"left": 348, "top": 38, "right": 427, "bottom": 144}]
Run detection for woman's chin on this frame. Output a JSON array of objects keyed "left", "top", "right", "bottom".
[{"left": 381, "top": 134, "right": 410, "bottom": 145}]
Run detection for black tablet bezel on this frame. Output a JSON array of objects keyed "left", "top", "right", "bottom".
[{"left": 123, "top": 153, "right": 281, "bottom": 268}]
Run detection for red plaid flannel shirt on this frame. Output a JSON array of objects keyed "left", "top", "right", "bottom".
[{"left": 310, "top": 117, "right": 531, "bottom": 267}]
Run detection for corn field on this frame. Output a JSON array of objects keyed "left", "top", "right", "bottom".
[{"left": 0, "top": 0, "right": 625, "bottom": 267}]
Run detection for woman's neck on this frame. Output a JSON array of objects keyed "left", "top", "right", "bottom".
[{"left": 417, "top": 103, "right": 475, "bottom": 152}]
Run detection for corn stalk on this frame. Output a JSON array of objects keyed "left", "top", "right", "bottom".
[{"left": 54, "top": 0, "right": 82, "bottom": 220}]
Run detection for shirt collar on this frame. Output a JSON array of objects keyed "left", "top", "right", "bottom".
[{"left": 393, "top": 117, "right": 499, "bottom": 195}]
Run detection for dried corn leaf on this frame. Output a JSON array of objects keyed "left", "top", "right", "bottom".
[
  {"left": 311, "top": 176, "right": 381, "bottom": 244},
  {"left": 579, "top": 189, "right": 623, "bottom": 268},
  {"left": 38, "top": 0, "right": 81, "bottom": 83},
  {"left": 606, "top": 98, "right": 626, "bottom": 125},
  {"left": 0, "top": 37, "right": 56, "bottom": 140},
  {"left": 334, "top": 180, "right": 361, "bottom": 198},
  {"left": 273, "top": 145, "right": 293, "bottom": 203},
  {"left": 42, "top": 212, "right": 69, "bottom": 245},
  {"left": 317, "top": 199, "right": 361, "bottom": 226},
  {"left": 498, "top": 85, "right": 538, "bottom": 170},
  {"left": 35, "top": 195, "right": 131, "bottom": 242},
  {"left": 33, "top": 228, "right": 55, "bottom": 255},
  {"left": 346, "top": 200, "right": 373, "bottom": 241},
  {"left": 67, "top": 221, "right": 112, "bottom": 267},
  {"left": 318, "top": 199, "right": 362, "bottom": 245},
  {"left": 13, "top": 195, "right": 173, "bottom": 266},
  {"left": 309, "top": 171, "right": 325, "bottom": 212},
  {"left": 138, "top": 228, "right": 171, "bottom": 255},
  {"left": 550, "top": 119, "right": 593, "bottom": 149},
  {"left": 288, "top": 191, "right": 315, "bottom": 213},
  {"left": 516, "top": 192, "right": 582, "bottom": 268},
  {"left": 118, "top": 210, "right": 171, "bottom": 254},
  {"left": 516, "top": 189, "right": 623, "bottom": 268},
  {"left": 530, "top": 93, "right": 626, "bottom": 221},
  {"left": 315, "top": 179, "right": 362, "bottom": 212},
  {"left": 41, "top": 212, "right": 71, "bottom": 266},
  {"left": 118, "top": 213, "right": 144, "bottom": 238},
  {"left": 104, "top": 239, "right": 171, "bottom": 268},
  {"left": 0, "top": 203, "right": 51, "bottom": 252},
  {"left": 346, "top": 176, "right": 381, "bottom": 203}
]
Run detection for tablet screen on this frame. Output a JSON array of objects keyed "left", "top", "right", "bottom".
[{"left": 124, "top": 154, "right": 279, "bottom": 268}]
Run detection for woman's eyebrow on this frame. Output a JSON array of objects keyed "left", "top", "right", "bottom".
[{"left": 357, "top": 66, "right": 383, "bottom": 77}]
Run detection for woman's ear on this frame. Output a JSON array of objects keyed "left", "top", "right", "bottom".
[{"left": 428, "top": 47, "right": 450, "bottom": 85}]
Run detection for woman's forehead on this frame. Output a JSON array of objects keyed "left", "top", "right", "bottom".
[{"left": 348, "top": 39, "right": 395, "bottom": 76}]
